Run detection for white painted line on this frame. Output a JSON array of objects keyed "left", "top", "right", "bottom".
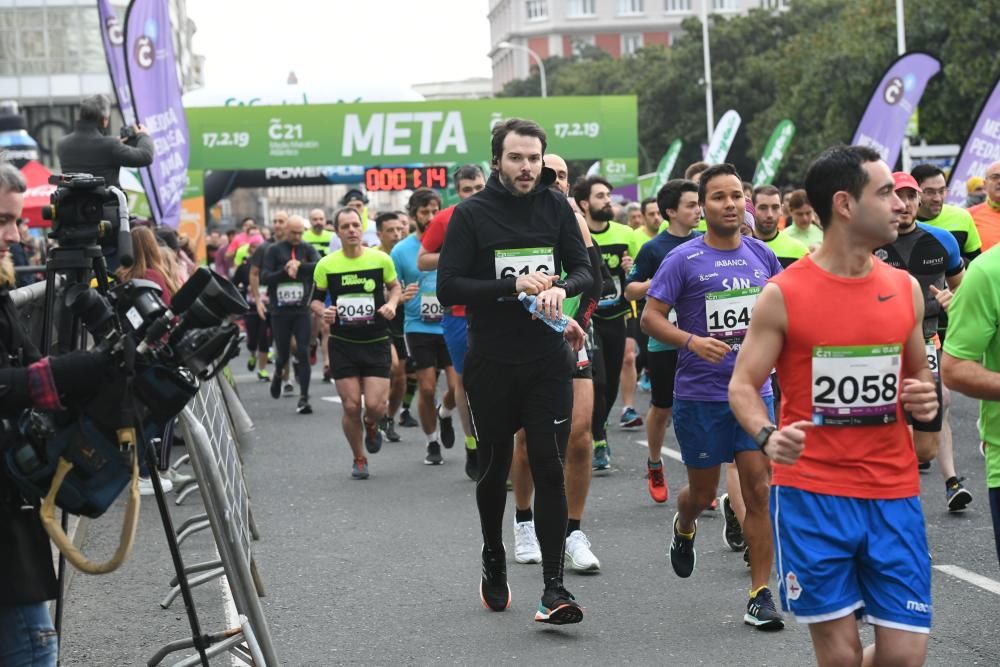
[
  {"left": 637, "top": 439, "right": 683, "bottom": 463},
  {"left": 219, "top": 568, "right": 248, "bottom": 666},
  {"left": 320, "top": 396, "right": 342, "bottom": 403},
  {"left": 934, "top": 564, "right": 1000, "bottom": 596}
]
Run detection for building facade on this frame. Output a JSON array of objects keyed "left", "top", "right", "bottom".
[
  {"left": 0, "top": 0, "right": 203, "bottom": 168},
  {"left": 489, "top": 0, "right": 789, "bottom": 91}
]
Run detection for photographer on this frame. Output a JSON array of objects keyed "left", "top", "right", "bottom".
[
  {"left": 56, "top": 95, "right": 153, "bottom": 190},
  {"left": 0, "top": 163, "right": 111, "bottom": 666}
]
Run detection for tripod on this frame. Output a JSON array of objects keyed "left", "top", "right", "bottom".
[{"left": 38, "top": 242, "right": 212, "bottom": 666}]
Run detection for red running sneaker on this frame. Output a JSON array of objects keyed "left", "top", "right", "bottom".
[{"left": 647, "top": 460, "right": 668, "bottom": 503}]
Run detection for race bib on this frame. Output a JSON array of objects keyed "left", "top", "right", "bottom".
[
  {"left": 925, "top": 339, "right": 939, "bottom": 379},
  {"left": 705, "top": 287, "right": 760, "bottom": 341},
  {"left": 276, "top": 282, "right": 304, "bottom": 307},
  {"left": 599, "top": 275, "right": 622, "bottom": 309},
  {"left": 812, "top": 344, "right": 901, "bottom": 426},
  {"left": 420, "top": 293, "right": 444, "bottom": 323},
  {"left": 337, "top": 293, "right": 376, "bottom": 325},
  {"left": 494, "top": 247, "right": 555, "bottom": 280}
]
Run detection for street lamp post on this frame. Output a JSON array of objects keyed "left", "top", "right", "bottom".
[
  {"left": 497, "top": 40, "right": 547, "bottom": 98},
  {"left": 700, "top": 0, "right": 715, "bottom": 146}
]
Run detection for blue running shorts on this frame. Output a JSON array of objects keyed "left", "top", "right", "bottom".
[
  {"left": 672, "top": 396, "right": 773, "bottom": 468},
  {"left": 442, "top": 313, "right": 468, "bottom": 375},
  {"left": 770, "top": 486, "right": 932, "bottom": 633}
]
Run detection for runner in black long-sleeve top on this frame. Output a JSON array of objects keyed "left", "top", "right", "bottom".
[{"left": 437, "top": 118, "right": 591, "bottom": 625}]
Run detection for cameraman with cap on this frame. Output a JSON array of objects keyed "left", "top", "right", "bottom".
[
  {"left": 0, "top": 162, "right": 112, "bottom": 666},
  {"left": 56, "top": 94, "right": 153, "bottom": 190}
]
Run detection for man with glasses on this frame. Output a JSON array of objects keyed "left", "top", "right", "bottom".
[{"left": 911, "top": 164, "right": 982, "bottom": 265}]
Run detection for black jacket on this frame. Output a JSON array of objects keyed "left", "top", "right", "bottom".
[
  {"left": 0, "top": 288, "right": 59, "bottom": 604},
  {"left": 437, "top": 169, "right": 591, "bottom": 363},
  {"left": 260, "top": 241, "right": 320, "bottom": 313},
  {"left": 56, "top": 120, "right": 154, "bottom": 188}
]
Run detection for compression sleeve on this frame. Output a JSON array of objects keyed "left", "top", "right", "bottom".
[
  {"left": 575, "top": 243, "right": 603, "bottom": 329},
  {"left": 437, "top": 207, "right": 517, "bottom": 306}
]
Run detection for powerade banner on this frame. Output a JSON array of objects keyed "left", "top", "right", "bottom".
[
  {"left": 852, "top": 52, "right": 941, "bottom": 168},
  {"left": 185, "top": 96, "right": 639, "bottom": 185},
  {"left": 124, "top": 0, "right": 190, "bottom": 228},
  {"left": 705, "top": 110, "right": 741, "bottom": 165},
  {"left": 650, "top": 139, "right": 682, "bottom": 195},
  {"left": 946, "top": 75, "right": 1000, "bottom": 207},
  {"left": 752, "top": 120, "right": 795, "bottom": 187}
]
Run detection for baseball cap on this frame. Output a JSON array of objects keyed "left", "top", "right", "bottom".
[
  {"left": 967, "top": 176, "right": 985, "bottom": 194},
  {"left": 341, "top": 189, "right": 368, "bottom": 205},
  {"left": 892, "top": 171, "right": 922, "bottom": 193}
]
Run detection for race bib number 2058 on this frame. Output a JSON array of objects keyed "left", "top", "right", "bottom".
[
  {"left": 812, "top": 344, "right": 901, "bottom": 426},
  {"left": 494, "top": 247, "right": 555, "bottom": 280}
]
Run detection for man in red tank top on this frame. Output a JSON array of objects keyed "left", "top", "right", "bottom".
[{"left": 729, "top": 146, "right": 939, "bottom": 665}]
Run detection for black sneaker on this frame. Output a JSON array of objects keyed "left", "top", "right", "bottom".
[
  {"left": 270, "top": 373, "right": 282, "bottom": 399},
  {"left": 364, "top": 420, "right": 383, "bottom": 454},
  {"left": 399, "top": 408, "right": 418, "bottom": 428},
  {"left": 438, "top": 405, "right": 455, "bottom": 449},
  {"left": 480, "top": 546, "right": 510, "bottom": 611},
  {"left": 424, "top": 441, "right": 443, "bottom": 465},
  {"left": 669, "top": 512, "right": 697, "bottom": 578},
  {"left": 465, "top": 447, "right": 479, "bottom": 481},
  {"left": 296, "top": 397, "right": 312, "bottom": 415},
  {"left": 381, "top": 416, "right": 400, "bottom": 443},
  {"left": 946, "top": 477, "right": 973, "bottom": 512},
  {"left": 283, "top": 382, "right": 295, "bottom": 396},
  {"left": 322, "top": 368, "right": 332, "bottom": 384},
  {"left": 745, "top": 587, "right": 784, "bottom": 631},
  {"left": 534, "top": 580, "right": 583, "bottom": 625},
  {"left": 918, "top": 460, "right": 931, "bottom": 472},
  {"left": 721, "top": 493, "right": 745, "bottom": 551}
]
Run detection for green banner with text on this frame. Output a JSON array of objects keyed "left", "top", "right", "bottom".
[{"left": 185, "top": 96, "right": 638, "bottom": 185}]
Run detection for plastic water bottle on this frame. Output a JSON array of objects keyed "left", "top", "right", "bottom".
[{"left": 518, "top": 292, "right": 568, "bottom": 333}]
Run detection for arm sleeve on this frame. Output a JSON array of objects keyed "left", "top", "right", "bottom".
[
  {"left": 259, "top": 245, "right": 286, "bottom": 286},
  {"left": 437, "top": 207, "right": 517, "bottom": 306},
  {"left": 110, "top": 133, "right": 154, "bottom": 168},
  {"left": 299, "top": 245, "right": 320, "bottom": 276},
  {"left": 558, "top": 203, "right": 592, "bottom": 299},
  {"left": 575, "top": 243, "right": 603, "bottom": 329}
]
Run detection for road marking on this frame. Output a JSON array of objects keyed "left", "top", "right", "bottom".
[
  {"left": 219, "top": 565, "right": 247, "bottom": 666},
  {"left": 321, "top": 396, "right": 342, "bottom": 403},
  {"left": 637, "top": 440, "right": 683, "bottom": 463},
  {"left": 934, "top": 564, "right": 1000, "bottom": 596}
]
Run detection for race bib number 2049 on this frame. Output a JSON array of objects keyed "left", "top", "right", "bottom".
[{"left": 812, "top": 344, "right": 901, "bottom": 426}]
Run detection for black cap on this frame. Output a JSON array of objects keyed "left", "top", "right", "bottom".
[{"left": 341, "top": 189, "right": 368, "bottom": 205}]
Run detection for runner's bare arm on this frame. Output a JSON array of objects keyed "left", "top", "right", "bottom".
[
  {"left": 417, "top": 246, "right": 439, "bottom": 271},
  {"left": 623, "top": 279, "right": 650, "bottom": 301},
  {"left": 642, "top": 296, "right": 731, "bottom": 363},
  {"left": 901, "top": 276, "right": 938, "bottom": 424},
  {"left": 729, "top": 283, "right": 787, "bottom": 435}
]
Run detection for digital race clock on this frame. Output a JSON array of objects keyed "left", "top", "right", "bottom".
[{"left": 364, "top": 166, "right": 448, "bottom": 192}]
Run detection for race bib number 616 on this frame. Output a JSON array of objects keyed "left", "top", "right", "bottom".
[{"left": 494, "top": 247, "right": 555, "bottom": 280}]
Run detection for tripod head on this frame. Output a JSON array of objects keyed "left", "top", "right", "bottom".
[{"left": 43, "top": 173, "right": 134, "bottom": 268}]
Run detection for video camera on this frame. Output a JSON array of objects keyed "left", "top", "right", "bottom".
[
  {"left": 42, "top": 173, "right": 134, "bottom": 267},
  {"left": 4, "top": 267, "right": 248, "bottom": 517}
]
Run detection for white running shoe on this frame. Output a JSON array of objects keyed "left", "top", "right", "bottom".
[
  {"left": 162, "top": 468, "right": 195, "bottom": 490},
  {"left": 513, "top": 520, "right": 542, "bottom": 564},
  {"left": 565, "top": 530, "right": 601, "bottom": 572},
  {"left": 138, "top": 475, "right": 174, "bottom": 496}
]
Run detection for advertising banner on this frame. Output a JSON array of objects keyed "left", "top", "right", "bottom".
[
  {"left": 752, "top": 120, "right": 796, "bottom": 187},
  {"left": 705, "top": 110, "right": 741, "bottom": 166},
  {"left": 650, "top": 139, "right": 682, "bottom": 195},
  {"left": 946, "top": 75, "right": 1000, "bottom": 206}
]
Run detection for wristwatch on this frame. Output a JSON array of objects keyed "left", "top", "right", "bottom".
[
  {"left": 754, "top": 425, "right": 777, "bottom": 452},
  {"left": 553, "top": 279, "right": 568, "bottom": 290}
]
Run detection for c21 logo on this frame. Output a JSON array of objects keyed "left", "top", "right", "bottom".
[
  {"left": 135, "top": 35, "right": 154, "bottom": 69},
  {"left": 883, "top": 77, "right": 904, "bottom": 105}
]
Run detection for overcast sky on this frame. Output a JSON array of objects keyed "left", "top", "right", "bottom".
[{"left": 186, "top": 1, "right": 494, "bottom": 93}]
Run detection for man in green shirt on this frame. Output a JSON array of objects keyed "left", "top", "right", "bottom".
[
  {"left": 779, "top": 188, "right": 823, "bottom": 249},
  {"left": 303, "top": 208, "right": 335, "bottom": 257},
  {"left": 941, "top": 246, "right": 1000, "bottom": 566},
  {"left": 633, "top": 197, "right": 662, "bottom": 250},
  {"left": 912, "top": 164, "right": 983, "bottom": 264},
  {"left": 752, "top": 185, "right": 808, "bottom": 267}
]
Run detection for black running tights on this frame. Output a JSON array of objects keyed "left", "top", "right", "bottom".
[
  {"left": 592, "top": 316, "right": 626, "bottom": 442},
  {"left": 271, "top": 311, "right": 311, "bottom": 398},
  {"left": 478, "top": 429, "right": 569, "bottom": 584}
]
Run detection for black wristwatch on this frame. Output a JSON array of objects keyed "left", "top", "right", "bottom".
[
  {"left": 553, "top": 279, "right": 568, "bottom": 290},
  {"left": 754, "top": 425, "right": 777, "bottom": 452}
]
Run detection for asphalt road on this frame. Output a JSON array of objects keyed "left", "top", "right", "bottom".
[{"left": 60, "top": 353, "right": 1000, "bottom": 665}]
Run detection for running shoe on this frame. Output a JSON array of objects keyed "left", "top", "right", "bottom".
[
  {"left": 638, "top": 371, "right": 651, "bottom": 393},
  {"left": 592, "top": 440, "right": 610, "bottom": 470},
  {"left": 267, "top": 350, "right": 274, "bottom": 363},
  {"left": 465, "top": 448, "right": 478, "bottom": 481},
  {"left": 269, "top": 374, "right": 282, "bottom": 399},
  {"left": 364, "top": 420, "right": 383, "bottom": 454},
  {"left": 424, "top": 441, "right": 443, "bottom": 465},
  {"left": 380, "top": 416, "right": 401, "bottom": 443},
  {"left": 247, "top": 356, "right": 256, "bottom": 371},
  {"left": 918, "top": 460, "right": 931, "bottom": 472},
  {"left": 565, "top": 530, "right": 601, "bottom": 572},
  {"left": 647, "top": 460, "right": 668, "bottom": 503},
  {"left": 257, "top": 368, "right": 270, "bottom": 382},
  {"left": 946, "top": 477, "right": 973, "bottom": 512},
  {"left": 309, "top": 342, "right": 317, "bottom": 367},
  {"left": 480, "top": 545, "right": 510, "bottom": 611},
  {"left": 513, "top": 520, "right": 542, "bottom": 564},
  {"left": 745, "top": 587, "right": 784, "bottom": 631},
  {"left": 399, "top": 408, "right": 418, "bottom": 428},
  {"left": 669, "top": 512, "right": 697, "bottom": 578},
  {"left": 438, "top": 405, "right": 455, "bottom": 449},
  {"left": 706, "top": 497, "right": 719, "bottom": 511},
  {"left": 619, "top": 406, "right": 643, "bottom": 429},
  {"left": 534, "top": 580, "right": 583, "bottom": 625},
  {"left": 138, "top": 475, "right": 174, "bottom": 496},
  {"left": 721, "top": 493, "right": 745, "bottom": 551},
  {"left": 743, "top": 545, "right": 751, "bottom": 568},
  {"left": 162, "top": 468, "right": 194, "bottom": 490},
  {"left": 296, "top": 397, "right": 313, "bottom": 415},
  {"left": 351, "top": 456, "right": 369, "bottom": 480},
  {"left": 282, "top": 382, "right": 295, "bottom": 396},
  {"left": 322, "top": 367, "right": 332, "bottom": 384}
]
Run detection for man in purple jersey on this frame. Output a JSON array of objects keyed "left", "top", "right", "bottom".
[{"left": 641, "top": 163, "right": 785, "bottom": 630}]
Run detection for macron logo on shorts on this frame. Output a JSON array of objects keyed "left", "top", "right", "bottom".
[{"left": 906, "top": 600, "right": 930, "bottom": 614}]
